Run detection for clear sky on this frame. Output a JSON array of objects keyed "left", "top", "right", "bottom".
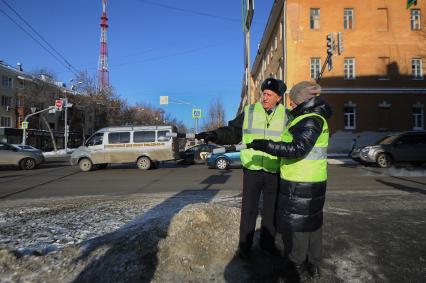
[{"left": 0, "top": 0, "right": 273, "bottom": 129}]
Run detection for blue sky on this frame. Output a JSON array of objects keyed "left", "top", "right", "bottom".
[{"left": 0, "top": 0, "right": 273, "bottom": 128}]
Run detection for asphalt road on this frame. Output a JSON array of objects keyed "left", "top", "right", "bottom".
[
  {"left": 0, "top": 161, "right": 426, "bottom": 200},
  {"left": 1, "top": 161, "right": 425, "bottom": 282}
]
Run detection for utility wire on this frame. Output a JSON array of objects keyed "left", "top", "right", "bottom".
[
  {"left": 0, "top": 0, "right": 79, "bottom": 76},
  {"left": 136, "top": 0, "right": 240, "bottom": 23}
]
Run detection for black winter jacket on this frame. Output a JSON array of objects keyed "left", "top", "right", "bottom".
[{"left": 262, "top": 96, "right": 332, "bottom": 232}]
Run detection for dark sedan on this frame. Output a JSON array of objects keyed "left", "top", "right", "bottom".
[
  {"left": 206, "top": 150, "right": 241, "bottom": 170},
  {"left": 351, "top": 131, "right": 426, "bottom": 167},
  {"left": 179, "top": 144, "right": 221, "bottom": 164}
]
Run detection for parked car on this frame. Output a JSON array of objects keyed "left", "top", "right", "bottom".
[
  {"left": 351, "top": 131, "right": 426, "bottom": 168},
  {"left": 0, "top": 142, "right": 44, "bottom": 170},
  {"left": 12, "top": 144, "right": 44, "bottom": 154},
  {"left": 179, "top": 144, "right": 221, "bottom": 164},
  {"left": 206, "top": 148, "right": 241, "bottom": 170}
]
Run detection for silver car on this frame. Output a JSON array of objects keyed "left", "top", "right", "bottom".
[{"left": 0, "top": 142, "right": 44, "bottom": 170}]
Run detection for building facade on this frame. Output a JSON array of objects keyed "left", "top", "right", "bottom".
[
  {"left": 0, "top": 61, "right": 94, "bottom": 149},
  {"left": 244, "top": 0, "right": 426, "bottom": 152}
]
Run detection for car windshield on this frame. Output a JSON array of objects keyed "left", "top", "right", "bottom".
[{"left": 376, "top": 135, "right": 399, "bottom": 145}]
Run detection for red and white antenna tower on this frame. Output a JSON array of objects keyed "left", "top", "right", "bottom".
[{"left": 98, "top": 0, "right": 109, "bottom": 90}]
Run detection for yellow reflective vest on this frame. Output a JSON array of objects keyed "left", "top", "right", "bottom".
[
  {"left": 280, "top": 113, "right": 329, "bottom": 182},
  {"left": 241, "top": 102, "right": 286, "bottom": 173}
]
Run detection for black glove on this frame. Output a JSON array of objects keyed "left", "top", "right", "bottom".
[
  {"left": 195, "top": 131, "right": 217, "bottom": 143},
  {"left": 247, "top": 139, "right": 269, "bottom": 152}
]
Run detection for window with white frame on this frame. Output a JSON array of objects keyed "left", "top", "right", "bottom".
[
  {"left": 1, "top": 75, "right": 12, "bottom": 88},
  {"left": 411, "top": 9, "right": 421, "bottom": 30},
  {"left": 280, "top": 20, "right": 283, "bottom": 40},
  {"left": 310, "top": 58, "right": 321, "bottom": 80},
  {"left": 412, "top": 58, "right": 424, "bottom": 79},
  {"left": 413, "top": 105, "right": 424, "bottom": 130},
  {"left": 344, "top": 104, "right": 356, "bottom": 129},
  {"left": 344, "top": 58, "right": 356, "bottom": 79},
  {"left": 278, "top": 65, "right": 283, "bottom": 80},
  {"left": 344, "top": 8, "right": 354, "bottom": 29},
  {"left": 1, "top": 116, "right": 11, "bottom": 127},
  {"left": 310, "top": 8, "right": 320, "bottom": 30},
  {"left": 1, "top": 96, "right": 12, "bottom": 107}
]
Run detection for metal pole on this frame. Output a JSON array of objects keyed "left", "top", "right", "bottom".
[
  {"left": 64, "top": 105, "right": 68, "bottom": 151},
  {"left": 244, "top": 29, "right": 252, "bottom": 104},
  {"left": 21, "top": 106, "right": 55, "bottom": 145}
]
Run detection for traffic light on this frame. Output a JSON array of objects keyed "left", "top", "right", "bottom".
[
  {"left": 326, "top": 33, "right": 333, "bottom": 55},
  {"left": 337, "top": 32, "right": 344, "bottom": 55},
  {"left": 407, "top": 0, "right": 417, "bottom": 9}
]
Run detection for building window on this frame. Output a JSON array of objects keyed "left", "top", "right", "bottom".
[
  {"left": 1, "top": 76, "right": 12, "bottom": 88},
  {"left": 413, "top": 105, "right": 424, "bottom": 130},
  {"left": 280, "top": 20, "right": 283, "bottom": 41},
  {"left": 274, "top": 36, "right": 278, "bottom": 50},
  {"left": 310, "top": 58, "right": 321, "bottom": 80},
  {"left": 412, "top": 58, "right": 424, "bottom": 79},
  {"left": 344, "top": 58, "right": 356, "bottom": 80},
  {"left": 411, "top": 9, "right": 421, "bottom": 30},
  {"left": 344, "top": 8, "right": 354, "bottom": 29},
  {"left": 1, "top": 96, "right": 13, "bottom": 107},
  {"left": 344, "top": 104, "right": 356, "bottom": 130},
  {"left": 1, "top": 116, "right": 11, "bottom": 127},
  {"left": 310, "top": 8, "right": 320, "bottom": 30},
  {"left": 278, "top": 65, "right": 283, "bottom": 80}
]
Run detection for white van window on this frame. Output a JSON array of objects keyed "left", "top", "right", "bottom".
[
  {"left": 109, "top": 132, "right": 130, "bottom": 144},
  {"left": 86, "top": 133, "right": 103, "bottom": 146},
  {"left": 134, "top": 131, "right": 155, "bottom": 143},
  {"left": 157, "top": 130, "right": 171, "bottom": 142}
]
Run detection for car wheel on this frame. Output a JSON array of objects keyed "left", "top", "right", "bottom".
[
  {"left": 79, "top": 158, "right": 93, "bottom": 172},
  {"left": 376, "top": 153, "right": 392, "bottom": 168},
  {"left": 215, "top": 158, "right": 229, "bottom": 170},
  {"left": 137, "top": 156, "right": 151, "bottom": 170},
  {"left": 96, "top": 163, "right": 108, "bottom": 169},
  {"left": 20, "top": 158, "right": 36, "bottom": 170}
]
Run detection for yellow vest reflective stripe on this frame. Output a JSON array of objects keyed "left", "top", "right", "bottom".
[
  {"left": 241, "top": 102, "right": 286, "bottom": 173},
  {"left": 280, "top": 113, "right": 329, "bottom": 182}
]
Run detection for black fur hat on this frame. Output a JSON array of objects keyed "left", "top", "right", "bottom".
[{"left": 261, "top": 78, "right": 287, "bottom": 96}]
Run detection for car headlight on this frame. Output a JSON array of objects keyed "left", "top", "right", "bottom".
[{"left": 361, "top": 146, "right": 371, "bottom": 153}]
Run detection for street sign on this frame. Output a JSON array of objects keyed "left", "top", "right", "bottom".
[
  {"left": 30, "top": 107, "right": 37, "bottom": 113},
  {"left": 160, "top": 96, "right": 169, "bottom": 105},
  {"left": 55, "top": 99, "right": 63, "bottom": 111},
  {"left": 192, "top": 109, "right": 202, "bottom": 119},
  {"left": 242, "top": 0, "right": 254, "bottom": 31},
  {"left": 21, "top": 121, "right": 28, "bottom": 129}
]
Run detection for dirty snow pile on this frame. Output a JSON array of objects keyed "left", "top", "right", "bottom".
[{"left": 0, "top": 194, "right": 248, "bottom": 282}]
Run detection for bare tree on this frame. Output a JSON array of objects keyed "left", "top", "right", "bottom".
[{"left": 202, "top": 98, "right": 226, "bottom": 131}]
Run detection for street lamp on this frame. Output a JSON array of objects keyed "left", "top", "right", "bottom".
[{"left": 159, "top": 96, "right": 200, "bottom": 133}]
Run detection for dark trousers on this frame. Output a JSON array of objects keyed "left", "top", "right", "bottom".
[
  {"left": 282, "top": 227, "right": 323, "bottom": 265},
  {"left": 239, "top": 168, "right": 279, "bottom": 247}
]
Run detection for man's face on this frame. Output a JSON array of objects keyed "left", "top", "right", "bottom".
[{"left": 261, "top": 90, "right": 282, "bottom": 110}]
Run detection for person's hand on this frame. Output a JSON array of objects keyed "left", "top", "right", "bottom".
[
  {"left": 246, "top": 139, "right": 269, "bottom": 152},
  {"left": 195, "top": 131, "right": 217, "bottom": 143}
]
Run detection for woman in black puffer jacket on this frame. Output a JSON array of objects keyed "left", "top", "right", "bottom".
[{"left": 248, "top": 81, "right": 332, "bottom": 280}]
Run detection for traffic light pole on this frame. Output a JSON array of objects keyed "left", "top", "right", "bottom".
[
  {"left": 316, "top": 53, "right": 332, "bottom": 82},
  {"left": 21, "top": 106, "right": 55, "bottom": 145}
]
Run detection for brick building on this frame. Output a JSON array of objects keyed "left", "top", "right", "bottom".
[{"left": 242, "top": 0, "right": 426, "bottom": 152}]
